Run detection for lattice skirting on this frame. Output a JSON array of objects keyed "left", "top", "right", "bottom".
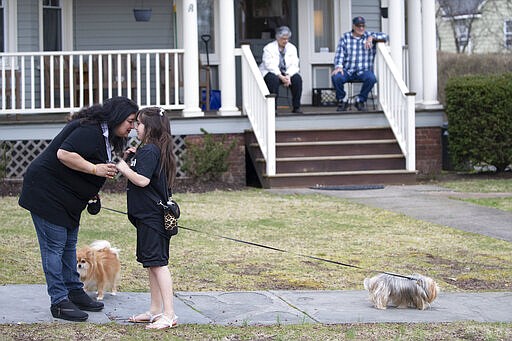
[{"left": 0, "top": 135, "right": 187, "bottom": 180}]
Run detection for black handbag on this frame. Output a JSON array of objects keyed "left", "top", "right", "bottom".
[
  {"left": 158, "top": 186, "right": 180, "bottom": 235},
  {"left": 87, "top": 194, "right": 101, "bottom": 215}
]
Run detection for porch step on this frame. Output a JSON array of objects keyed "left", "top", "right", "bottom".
[
  {"left": 256, "top": 154, "right": 406, "bottom": 173},
  {"left": 270, "top": 140, "right": 402, "bottom": 157},
  {"left": 245, "top": 127, "right": 416, "bottom": 189},
  {"left": 264, "top": 170, "right": 417, "bottom": 188}
]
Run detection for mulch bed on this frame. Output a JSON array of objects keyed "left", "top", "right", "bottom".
[{"left": 0, "top": 177, "right": 248, "bottom": 197}]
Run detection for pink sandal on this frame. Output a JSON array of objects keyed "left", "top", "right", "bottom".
[{"left": 145, "top": 314, "right": 178, "bottom": 330}]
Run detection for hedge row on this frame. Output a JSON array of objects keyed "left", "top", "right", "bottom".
[{"left": 445, "top": 73, "right": 512, "bottom": 172}]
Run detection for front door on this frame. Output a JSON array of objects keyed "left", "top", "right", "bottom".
[{"left": 234, "top": 0, "right": 298, "bottom": 64}]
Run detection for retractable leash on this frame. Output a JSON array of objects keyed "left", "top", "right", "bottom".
[{"left": 101, "top": 206, "right": 415, "bottom": 281}]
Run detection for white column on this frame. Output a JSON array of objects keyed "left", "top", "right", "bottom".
[
  {"left": 388, "top": 0, "right": 403, "bottom": 79},
  {"left": 407, "top": 0, "right": 423, "bottom": 103},
  {"left": 422, "top": 0, "right": 439, "bottom": 105},
  {"left": 217, "top": 0, "right": 240, "bottom": 116},
  {"left": 181, "top": 0, "right": 202, "bottom": 116}
]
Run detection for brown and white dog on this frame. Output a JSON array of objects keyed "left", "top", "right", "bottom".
[
  {"left": 76, "top": 240, "right": 121, "bottom": 301},
  {"left": 363, "top": 273, "right": 439, "bottom": 310}
]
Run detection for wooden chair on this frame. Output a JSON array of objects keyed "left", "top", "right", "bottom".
[
  {"left": 347, "top": 80, "right": 377, "bottom": 111},
  {"left": 276, "top": 84, "right": 292, "bottom": 110},
  {"left": 160, "top": 53, "right": 184, "bottom": 104},
  {"left": 1, "top": 70, "right": 21, "bottom": 109},
  {"left": 91, "top": 55, "right": 136, "bottom": 103},
  {"left": 199, "top": 59, "right": 211, "bottom": 111},
  {"left": 43, "top": 55, "right": 74, "bottom": 107},
  {"left": 159, "top": 55, "right": 212, "bottom": 109}
]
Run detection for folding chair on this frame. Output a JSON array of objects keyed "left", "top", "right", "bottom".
[{"left": 347, "top": 80, "right": 377, "bottom": 111}]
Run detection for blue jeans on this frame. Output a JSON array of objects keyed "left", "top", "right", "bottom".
[
  {"left": 331, "top": 70, "right": 377, "bottom": 103},
  {"left": 32, "top": 213, "right": 83, "bottom": 305}
]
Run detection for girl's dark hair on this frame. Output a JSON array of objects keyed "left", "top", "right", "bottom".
[
  {"left": 136, "top": 107, "right": 177, "bottom": 187},
  {"left": 70, "top": 96, "right": 138, "bottom": 153}
]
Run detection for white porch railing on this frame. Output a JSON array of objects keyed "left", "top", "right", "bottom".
[
  {"left": 375, "top": 43, "right": 416, "bottom": 171},
  {"left": 239, "top": 44, "right": 276, "bottom": 176},
  {"left": 0, "top": 49, "right": 185, "bottom": 114}
]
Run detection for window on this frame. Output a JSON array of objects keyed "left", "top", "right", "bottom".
[
  {"left": 314, "top": 0, "right": 334, "bottom": 53},
  {"left": 1, "top": 0, "right": 4, "bottom": 52},
  {"left": 505, "top": 19, "right": 512, "bottom": 49},
  {"left": 197, "top": 0, "right": 215, "bottom": 54},
  {"left": 454, "top": 20, "right": 469, "bottom": 52},
  {"left": 43, "top": 0, "right": 61, "bottom": 51}
]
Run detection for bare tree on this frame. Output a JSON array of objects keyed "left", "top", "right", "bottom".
[
  {"left": 469, "top": 0, "right": 512, "bottom": 53},
  {"left": 437, "top": 0, "right": 484, "bottom": 53}
]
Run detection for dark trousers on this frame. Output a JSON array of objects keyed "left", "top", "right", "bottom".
[{"left": 264, "top": 73, "right": 303, "bottom": 110}]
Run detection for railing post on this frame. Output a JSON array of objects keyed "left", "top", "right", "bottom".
[
  {"left": 266, "top": 93, "right": 276, "bottom": 176},
  {"left": 406, "top": 92, "right": 416, "bottom": 171}
]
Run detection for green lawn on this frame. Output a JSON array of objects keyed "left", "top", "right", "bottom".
[{"left": 1, "top": 178, "right": 511, "bottom": 340}]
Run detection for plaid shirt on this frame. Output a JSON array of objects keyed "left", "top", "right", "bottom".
[{"left": 333, "top": 31, "right": 388, "bottom": 75}]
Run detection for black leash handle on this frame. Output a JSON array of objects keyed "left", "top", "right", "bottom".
[{"left": 101, "top": 206, "right": 415, "bottom": 281}]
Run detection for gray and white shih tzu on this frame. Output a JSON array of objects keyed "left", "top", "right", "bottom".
[{"left": 364, "top": 273, "right": 439, "bottom": 310}]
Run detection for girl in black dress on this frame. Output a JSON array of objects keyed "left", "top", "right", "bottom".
[{"left": 116, "top": 107, "right": 178, "bottom": 329}]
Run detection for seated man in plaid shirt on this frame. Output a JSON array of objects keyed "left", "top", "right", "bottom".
[{"left": 331, "top": 16, "right": 388, "bottom": 112}]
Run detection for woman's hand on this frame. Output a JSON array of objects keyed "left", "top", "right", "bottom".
[
  {"left": 96, "top": 163, "right": 118, "bottom": 179},
  {"left": 57, "top": 149, "right": 117, "bottom": 178}
]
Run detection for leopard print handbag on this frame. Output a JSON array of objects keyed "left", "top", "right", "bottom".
[{"left": 162, "top": 198, "right": 180, "bottom": 234}]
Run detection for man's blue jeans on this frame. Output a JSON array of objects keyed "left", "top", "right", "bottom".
[
  {"left": 32, "top": 213, "right": 83, "bottom": 305},
  {"left": 331, "top": 70, "right": 376, "bottom": 103}
]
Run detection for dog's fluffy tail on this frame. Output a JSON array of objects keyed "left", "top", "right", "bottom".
[
  {"left": 90, "top": 240, "right": 121, "bottom": 257},
  {"left": 363, "top": 278, "right": 370, "bottom": 290}
]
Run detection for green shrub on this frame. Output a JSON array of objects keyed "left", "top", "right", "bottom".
[
  {"left": 445, "top": 73, "right": 512, "bottom": 172},
  {"left": 0, "top": 142, "right": 10, "bottom": 179},
  {"left": 181, "top": 128, "right": 236, "bottom": 181}
]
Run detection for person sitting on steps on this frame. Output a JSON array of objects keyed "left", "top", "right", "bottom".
[
  {"left": 259, "top": 26, "right": 303, "bottom": 114},
  {"left": 331, "top": 16, "right": 388, "bottom": 112}
]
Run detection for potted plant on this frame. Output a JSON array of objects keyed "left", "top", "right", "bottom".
[{"left": 133, "top": 1, "right": 152, "bottom": 22}]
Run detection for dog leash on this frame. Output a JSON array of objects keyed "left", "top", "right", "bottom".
[{"left": 101, "top": 206, "right": 416, "bottom": 281}]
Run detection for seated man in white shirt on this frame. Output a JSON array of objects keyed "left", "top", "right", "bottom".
[{"left": 259, "top": 26, "right": 303, "bottom": 114}]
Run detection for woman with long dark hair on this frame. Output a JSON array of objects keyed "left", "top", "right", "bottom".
[{"left": 19, "top": 96, "right": 139, "bottom": 322}]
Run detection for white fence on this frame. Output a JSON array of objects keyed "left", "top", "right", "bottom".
[
  {"left": 239, "top": 44, "right": 276, "bottom": 176},
  {"left": 0, "top": 135, "right": 187, "bottom": 181},
  {"left": 1, "top": 49, "right": 185, "bottom": 114},
  {"left": 375, "top": 43, "right": 416, "bottom": 171}
]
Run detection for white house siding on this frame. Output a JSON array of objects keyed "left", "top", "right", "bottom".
[
  {"left": 470, "top": 0, "right": 512, "bottom": 53},
  {"left": 74, "top": 0, "right": 176, "bottom": 50},
  {"left": 352, "top": 0, "right": 382, "bottom": 33},
  {"left": 437, "top": 16, "right": 457, "bottom": 52},
  {"left": 17, "top": 0, "right": 39, "bottom": 52}
]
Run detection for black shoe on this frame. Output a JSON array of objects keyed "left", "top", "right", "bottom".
[
  {"left": 336, "top": 101, "right": 348, "bottom": 112},
  {"left": 355, "top": 101, "right": 367, "bottom": 111},
  {"left": 292, "top": 107, "right": 303, "bottom": 114},
  {"left": 68, "top": 289, "right": 104, "bottom": 312},
  {"left": 51, "top": 299, "right": 88, "bottom": 322}
]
